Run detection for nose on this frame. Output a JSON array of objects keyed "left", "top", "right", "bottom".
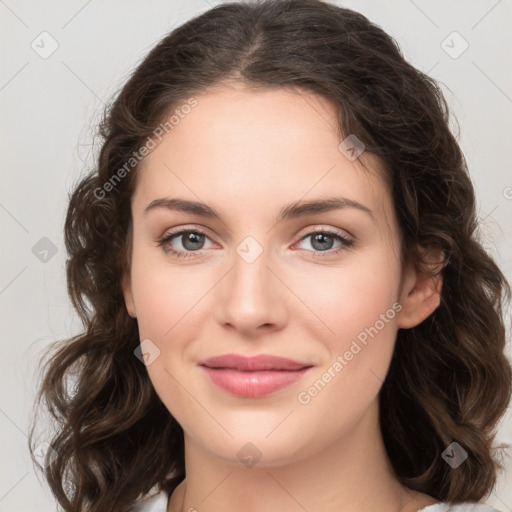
[{"left": 214, "top": 245, "right": 288, "bottom": 338}]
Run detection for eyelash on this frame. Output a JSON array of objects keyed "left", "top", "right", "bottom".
[{"left": 157, "top": 226, "right": 354, "bottom": 260}]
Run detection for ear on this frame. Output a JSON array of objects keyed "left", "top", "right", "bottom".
[
  {"left": 121, "top": 271, "right": 137, "bottom": 318},
  {"left": 396, "top": 245, "right": 445, "bottom": 329}
]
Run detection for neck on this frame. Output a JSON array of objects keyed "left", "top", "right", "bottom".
[{"left": 168, "top": 400, "right": 437, "bottom": 512}]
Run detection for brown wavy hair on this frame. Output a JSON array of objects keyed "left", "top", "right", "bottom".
[{"left": 28, "top": 0, "right": 511, "bottom": 510}]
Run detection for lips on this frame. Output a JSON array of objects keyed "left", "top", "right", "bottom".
[
  {"left": 199, "top": 353, "right": 313, "bottom": 398},
  {"left": 200, "top": 353, "right": 310, "bottom": 371}
]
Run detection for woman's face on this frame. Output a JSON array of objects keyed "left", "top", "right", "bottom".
[{"left": 123, "top": 85, "right": 422, "bottom": 467}]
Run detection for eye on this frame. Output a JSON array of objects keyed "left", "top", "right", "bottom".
[
  {"left": 293, "top": 228, "right": 354, "bottom": 258},
  {"left": 157, "top": 228, "right": 214, "bottom": 259},
  {"left": 157, "top": 226, "right": 354, "bottom": 260}
]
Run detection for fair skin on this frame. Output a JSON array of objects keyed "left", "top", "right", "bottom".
[{"left": 122, "top": 84, "right": 442, "bottom": 512}]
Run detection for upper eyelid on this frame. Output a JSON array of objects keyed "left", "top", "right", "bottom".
[
  {"left": 162, "top": 225, "right": 215, "bottom": 243},
  {"left": 296, "top": 224, "right": 352, "bottom": 240}
]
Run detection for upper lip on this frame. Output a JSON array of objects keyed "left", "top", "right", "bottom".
[{"left": 199, "top": 353, "right": 312, "bottom": 371}]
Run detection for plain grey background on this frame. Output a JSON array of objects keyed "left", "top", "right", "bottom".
[{"left": 1, "top": 0, "right": 511, "bottom": 510}]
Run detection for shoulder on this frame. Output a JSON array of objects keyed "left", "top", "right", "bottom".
[
  {"left": 128, "top": 474, "right": 183, "bottom": 512},
  {"left": 419, "top": 503, "right": 503, "bottom": 512},
  {"left": 127, "top": 495, "right": 503, "bottom": 512},
  {"left": 128, "top": 488, "right": 169, "bottom": 512},
  {"left": 449, "top": 505, "right": 503, "bottom": 512}
]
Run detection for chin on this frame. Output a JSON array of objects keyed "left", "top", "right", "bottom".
[{"left": 207, "top": 435, "right": 312, "bottom": 469}]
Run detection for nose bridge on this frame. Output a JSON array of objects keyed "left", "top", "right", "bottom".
[
  {"left": 216, "top": 234, "right": 285, "bottom": 332},
  {"left": 231, "top": 236, "right": 273, "bottom": 310}
]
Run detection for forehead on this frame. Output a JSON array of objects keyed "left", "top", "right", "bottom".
[{"left": 132, "top": 86, "right": 393, "bottom": 228}]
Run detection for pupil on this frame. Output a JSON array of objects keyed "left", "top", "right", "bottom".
[
  {"left": 312, "top": 233, "right": 333, "bottom": 251},
  {"left": 183, "top": 232, "right": 204, "bottom": 250}
]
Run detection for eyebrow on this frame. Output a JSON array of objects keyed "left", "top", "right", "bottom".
[{"left": 144, "top": 196, "right": 374, "bottom": 222}]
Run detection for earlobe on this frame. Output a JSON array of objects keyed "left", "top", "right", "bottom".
[
  {"left": 121, "top": 273, "right": 137, "bottom": 318},
  {"left": 396, "top": 246, "right": 445, "bottom": 329}
]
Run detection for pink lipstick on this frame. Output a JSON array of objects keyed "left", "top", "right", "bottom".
[{"left": 199, "top": 353, "right": 313, "bottom": 398}]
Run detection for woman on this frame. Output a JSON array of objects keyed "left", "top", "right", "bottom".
[{"left": 29, "top": 1, "right": 511, "bottom": 511}]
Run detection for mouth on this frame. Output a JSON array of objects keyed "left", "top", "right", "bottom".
[{"left": 198, "top": 353, "right": 313, "bottom": 398}]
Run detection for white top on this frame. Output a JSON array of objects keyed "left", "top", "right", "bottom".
[{"left": 128, "top": 488, "right": 503, "bottom": 512}]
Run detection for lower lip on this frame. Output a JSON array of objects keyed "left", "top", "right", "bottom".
[{"left": 200, "top": 366, "right": 311, "bottom": 398}]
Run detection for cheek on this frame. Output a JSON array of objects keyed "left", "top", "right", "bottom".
[
  {"left": 300, "top": 246, "right": 401, "bottom": 341},
  {"left": 297, "top": 247, "right": 402, "bottom": 404},
  {"left": 295, "top": 265, "right": 401, "bottom": 437},
  {"left": 129, "top": 251, "right": 205, "bottom": 426},
  {"left": 129, "top": 247, "right": 209, "bottom": 340}
]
